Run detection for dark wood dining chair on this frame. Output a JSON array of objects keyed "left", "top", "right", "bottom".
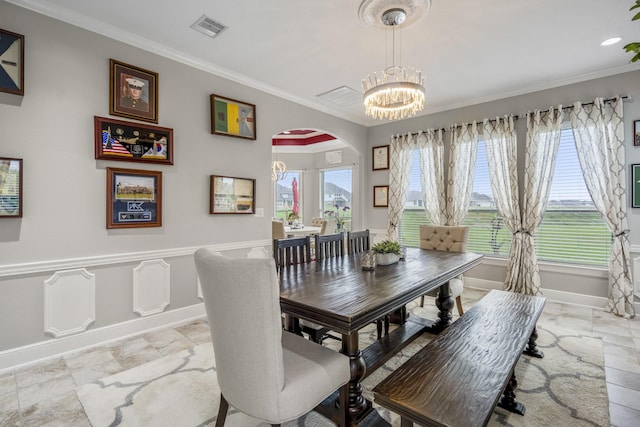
[
  {"left": 314, "top": 232, "right": 344, "bottom": 260},
  {"left": 272, "top": 236, "right": 312, "bottom": 271},
  {"left": 347, "top": 229, "right": 370, "bottom": 254}
]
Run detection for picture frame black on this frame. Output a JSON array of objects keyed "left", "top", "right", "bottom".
[
  {"left": 94, "top": 116, "right": 173, "bottom": 165},
  {"left": 0, "top": 28, "right": 24, "bottom": 96},
  {"left": 106, "top": 167, "right": 162, "bottom": 228},
  {"left": 210, "top": 94, "right": 256, "bottom": 140},
  {"left": 109, "top": 59, "right": 158, "bottom": 123},
  {"left": 210, "top": 175, "right": 256, "bottom": 214},
  {"left": 632, "top": 164, "right": 640, "bottom": 208},
  {"left": 372, "top": 145, "right": 389, "bottom": 171},
  {"left": 0, "top": 157, "right": 23, "bottom": 217},
  {"left": 634, "top": 120, "right": 640, "bottom": 147}
]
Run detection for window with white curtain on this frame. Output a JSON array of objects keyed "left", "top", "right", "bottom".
[
  {"left": 400, "top": 126, "right": 611, "bottom": 267},
  {"left": 320, "top": 168, "right": 352, "bottom": 231}
]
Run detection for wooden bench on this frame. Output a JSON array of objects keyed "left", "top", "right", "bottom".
[{"left": 373, "top": 289, "right": 546, "bottom": 427}]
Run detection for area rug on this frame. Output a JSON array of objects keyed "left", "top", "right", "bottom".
[{"left": 76, "top": 324, "right": 609, "bottom": 427}]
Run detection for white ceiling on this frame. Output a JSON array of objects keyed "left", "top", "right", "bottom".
[{"left": 7, "top": 0, "right": 640, "bottom": 127}]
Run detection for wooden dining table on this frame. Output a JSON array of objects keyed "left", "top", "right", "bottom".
[
  {"left": 284, "top": 225, "right": 323, "bottom": 237},
  {"left": 278, "top": 247, "right": 484, "bottom": 426}
]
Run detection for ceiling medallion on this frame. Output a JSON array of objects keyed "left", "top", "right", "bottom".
[{"left": 361, "top": 2, "right": 429, "bottom": 120}]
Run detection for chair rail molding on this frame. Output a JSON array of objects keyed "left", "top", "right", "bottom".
[{"left": 44, "top": 268, "right": 96, "bottom": 338}]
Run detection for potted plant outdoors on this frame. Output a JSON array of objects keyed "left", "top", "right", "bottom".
[{"left": 371, "top": 240, "right": 402, "bottom": 265}]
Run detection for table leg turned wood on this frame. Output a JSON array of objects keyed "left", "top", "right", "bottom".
[
  {"left": 433, "top": 282, "right": 454, "bottom": 333},
  {"left": 341, "top": 332, "right": 371, "bottom": 422}
]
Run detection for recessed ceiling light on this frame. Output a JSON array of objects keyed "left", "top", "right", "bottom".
[{"left": 601, "top": 37, "right": 622, "bottom": 46}]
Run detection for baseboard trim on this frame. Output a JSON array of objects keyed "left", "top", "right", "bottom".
[{"left": 0, "top": 303, "right": 206, "bottom": 373}]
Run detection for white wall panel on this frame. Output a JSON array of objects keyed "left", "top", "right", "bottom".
[
  {"left": 133, "top": 259, "right": 170, "bottom": 317},
  {"left": 44, "top": 269, "right": 95, "bottom": 338}
]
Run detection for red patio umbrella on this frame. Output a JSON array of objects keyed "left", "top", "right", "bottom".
[{"left": 292, "top": 177, "right": 299, "bottom": 215}]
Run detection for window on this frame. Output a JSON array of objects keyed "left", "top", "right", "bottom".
[
  {"left": 399, "top": 150, "right": 429, "bottom": 246},
  {"left": 274, "top": 172, "right": 301, "bottom": 221},
  {"left": 320, "top": 168, "right": 352, "bottom": 231}
]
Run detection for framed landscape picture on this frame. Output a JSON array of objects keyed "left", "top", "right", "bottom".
[
  {"left": 210, "top": 175, "right": 255, "bottom": 214},
  {"left": 373, "top": 185, "right": 389, "bottom": 207},
  {"left": 210, "top": 94, "right": 256, "bottom": 140},
  {"left": 106, "top": 167, "right": 162, "bottom": 228},
  {"left": 95, "top": 116, "right": 173, "bottom": 165},
  {"left": 0, "top": 157, "right": 22, "bottom": 217},
  {"left": 0, "top": 28, "right": 24, "bottom": 96},
  {"left": 109, "top": 59, "right": 158, "bottom": 123}
]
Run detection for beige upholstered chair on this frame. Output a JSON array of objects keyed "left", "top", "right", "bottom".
[
  {"left": 194, "top": 249, "right": 349, "bottom": 426},
  {"left": 272, "top": 220, "right": 286, "bottom": 240},
  {"left": 311, "top": 217, "right": 328, "bottom": 235},
  {"left": 419, "top": 225, "right": 469, "bottom": 316}
]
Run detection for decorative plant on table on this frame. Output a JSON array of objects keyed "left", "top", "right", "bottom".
[
  {"left": 371, "top": 240, "right": 402, "bottom": 265},
  {"left": 325, "top": 204, "right": 350, "bottom": 231},
  {"left": 286, "top": 211, "right": 300, "bottom": 225}
]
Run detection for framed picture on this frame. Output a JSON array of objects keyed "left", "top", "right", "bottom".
[
  {"left": 95, "top": 116, "right": 173, "bottom": 165},
  {"left": 109, "top": 59, "right": 158, "bottom": 123},
  {"left": 210, "top": 175, "right": 255, "bottom": 214},
  {"left": 0, "top": 28, "right": 24, "bottom": 96},
  {"left": 210, "top": 94, "right": 256, "bottom": 140},
  {"left": 372, "top": 145, "right": 389, "bottom": 171},
  {"left": 632, "top": 165, "right": 640, "bottom": 208},
  {"left": 373, "top": 185, "right": 389, "bottom": 208},
  {"left": 634, "top": 120, "right": 640, "bottom": 147},
  {"left": 0, "top": 157, "right": 22, "bottom": 217},
  {"left": 106, "top": 167, "right": 162, "bottom": 228}
]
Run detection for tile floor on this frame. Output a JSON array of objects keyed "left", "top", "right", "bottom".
[{"left": 1, "top": 288, "right": 639, "bottom": 426}]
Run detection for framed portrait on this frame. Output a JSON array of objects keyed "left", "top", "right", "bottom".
[
  {"left": 372, "top": 145, "right": 389, "bottom": 171},
  {"left": 0, "top": 157, "right": 22, "bottom": 217},
  {"left": 634, "top": 120, "right": 640, "bottom": 147},
  {"left": 109, "top": 59, "right": 158, "bottom": 123},
  {"left": 94, "top": 116, "right": 173, "bottom": 165},
  {"left": 210, "top": 175, "right": 255, "bottom": 214},
  {"left": 106, "top": 167, "right": 162, "bottom": 228},
  {"left": 632, "top": 165, "right": 640, "bottom": 208},
  {"left": 373, "top": 185, "right": 389, "bottom": 208},
  {"left": 210, "top": 94, "right": 256, "bottom": 140},
  {"left": 0, "top": 28, "right": 24, "bottom": 96}
]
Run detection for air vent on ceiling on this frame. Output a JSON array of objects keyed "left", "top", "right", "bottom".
[
  {"left": 191, "top": 15, "right": 228, "bottom": 39},
  {"left": 317, "top": 86, "right": 362, "bottom": 106}
]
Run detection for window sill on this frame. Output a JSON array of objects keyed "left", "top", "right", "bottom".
[{"left": 480, "top": 256, "right": 608, "bottom": 278}]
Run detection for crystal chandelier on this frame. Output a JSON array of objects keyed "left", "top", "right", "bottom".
[
  {"left": 362, "top": 7, "right": 426, "bottom": 120},
  {"left": 271, "top": 160, "right": 287, "bottom": 182}
]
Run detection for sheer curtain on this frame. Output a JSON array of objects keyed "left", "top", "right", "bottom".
[
  {"left": 570, "top": 97, "right": 634, "bottom": 318},
  {"left": 417, "top": 129, "right": 446, "bottom": 225},
  {"left": 387, "top": 133, "right": 413, "bottom": 241},
  {"left": 446, "top": 122, "right": 478, "bottom": 226},
  {"left": 483, "top": 116, "right": 526, "bottom": 291}
]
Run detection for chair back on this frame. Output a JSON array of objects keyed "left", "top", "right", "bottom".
[
  {"left": 314, "top": 232, "right": 345, "bottom": 260},
  {"left": 272, "top": 220, "right": 285, "bottom": 240},
  {"left": 311, "top": 217, "right": 328, "bottom": 235},
  {"left": 347, "top": 229, "right": 370, "bottom": 254},
  {"left": 273, "top": 236, "right": 312, "bottom": 270},
  {"left": 419, "top": 225, "right": 469, "bottom": 253},
  {"left": 194, "top": 249, "right": 285, "bottom": 413}
]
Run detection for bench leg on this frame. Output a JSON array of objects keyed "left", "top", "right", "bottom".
[
  {"left": 400, "top": 417, "right": 413, "bottom": 427},
  {"left": 497, "top": 371, "right": 526, "bottom": 416},
  {"left": 523, "top": 326, "right": 544, "bottom": 358}
]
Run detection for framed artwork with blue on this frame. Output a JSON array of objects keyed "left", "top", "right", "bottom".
[
  {"left": 106, "top": 167, "right": 162, "bottom": 229},
  {"left": 0, "top": 28, "right": 24, "bottom": 96}
]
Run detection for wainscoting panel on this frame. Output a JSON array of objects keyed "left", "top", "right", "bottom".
[
  {"left": 44, "top": 269, "right": 95, "bottom": 338},
  {"left": 133, "top": 259, "right": 170, "bottom": 317},
  {"left": 196, "top": 251, "right": 222, "bottom": 301}
]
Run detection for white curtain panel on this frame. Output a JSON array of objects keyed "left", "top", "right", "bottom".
[
  {"left": 446, "top": 122, "right": 479, "bottom": 226},
  {"left": 388, "top": 133, "right": 413, "bottom": 241},
  {"left": 483, "top": 116, "right": 525, "bottom": 291},
  {"left": 417, "top": 129, "right": 447, "bottom": 226},
  {"left": 509, "top": 107, "right": 564, "bottom": 296},
  {"left": 570, "top": 97, "right": 635, "bottom": 318}
]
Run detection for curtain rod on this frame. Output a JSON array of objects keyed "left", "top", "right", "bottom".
[{"left": 407, "top": 95, "right": 630, "bottom": 136}]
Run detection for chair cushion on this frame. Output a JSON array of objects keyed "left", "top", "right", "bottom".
[{"left": 419, "top": 225, "right": 468, "bottom": 252}]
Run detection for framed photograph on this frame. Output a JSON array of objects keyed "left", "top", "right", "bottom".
[
  {"left": 95, "top": 116, "right": 173, "bottom": 165},
  {"left": 633, "top": 165, "right": 640, "bottom": 208},
  {"left": 372, "top": 145, "right": 389, "bottom": 171},
  {"left": 0, "top": 28, "right": 24, "bottom": 96},
  {"left": 210, "top": 94, "right": 256, "bottom": 140},
  {"left": 210, "top": 175, "right": 255, "bottom": 214},
  {"left": 0, "top": 157, "right": 22, "bottom": 217},
  {"left": 109, "top": 59, "right": 158, "bottom": 123},
  {"left": 373, "top": 185, "right": 389, "bottom": 208},
  {"left": 106, "top": 167, "right": 162, "bottom": 228},
  {"left": 634, "top": 120, "right": 640, "bottom": 147}
]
